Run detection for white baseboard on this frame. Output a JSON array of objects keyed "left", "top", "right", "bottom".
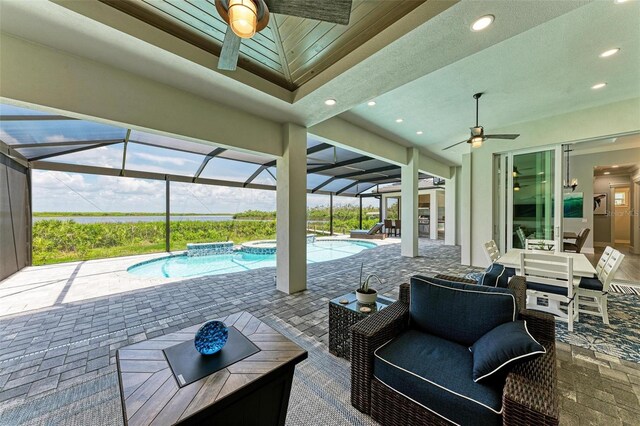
[{"left": 581, "top": 248, "right": 595, "bottom": 254}]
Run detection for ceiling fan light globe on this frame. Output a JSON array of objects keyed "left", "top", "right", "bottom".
[
  {"left": 229, "top": 0, "right": 257, "bottom": 38},
  {"left": 470, "top": 136, "right": 483, "bottom": 148}
]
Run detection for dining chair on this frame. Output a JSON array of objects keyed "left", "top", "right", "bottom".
[
  {"left": 483, "top": 240, "right": 500, "bottom": 263},
  {"left": 595, "top": 246, "right": 614, "bottom": 277},
  {"left": 520, "top": 252, "right": 578, "bottom": 332},
  {"left": 576, "top": 248, "right": 625, "bottom": 325},
  {"left": 564, "top": 228, "right": 590, "bottom": 253},
  {"left": 525, "top": 239, "right": 557, "bottom": 252},
  {"left": 384, "top": 219, "right": 392, "bottom": 237}
]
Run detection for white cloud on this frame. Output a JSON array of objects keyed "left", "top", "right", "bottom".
[
  {"left": 132, "top": 152, "right": 193, "bottom": 166},
  {"left": 49, "top": 144, "right": 124, "bottom": 168},
  {"left": 31, "top": 171, "right": 379, "bottom": 214},
  {"left": 44, "top": 134, "right": 73, "bottom": 143},
  {"left": 32, "top": 170, "right": 88, "bottom": 190},
  {"left": 0, "top": 129, "right": 19, "bottom": 145}
]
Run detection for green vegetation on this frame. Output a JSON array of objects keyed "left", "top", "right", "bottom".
[
  {"left": 33, "top": 212, "right": 230, "bottom": 217},
  {"left": 233, "top": 210, "right": 276, "bottom": 220},
  {"left": 32, "top": 205, "right": 380, "bottom": 265}
]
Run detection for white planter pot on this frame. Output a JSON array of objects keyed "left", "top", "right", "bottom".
[{"left": 356, "top": 289, "right": 378, "bottom": 304}]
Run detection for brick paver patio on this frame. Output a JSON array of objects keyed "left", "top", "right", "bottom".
[{"left": 0, "top": 239, "right": 638, "bottom": 425}]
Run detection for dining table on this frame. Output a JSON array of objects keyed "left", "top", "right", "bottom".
[
  {"left": 497, "top": 249, "right": 596, "bottom": 321},
  {"left": 497, "top": 248, "right": 596, "bottom": 278}
]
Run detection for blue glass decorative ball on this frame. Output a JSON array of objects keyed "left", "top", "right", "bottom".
[{"left": 194, "top": 321, "right": 228, "bottom": 355}]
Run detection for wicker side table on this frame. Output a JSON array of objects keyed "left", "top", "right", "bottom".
[{"left": 329, "top": 292, "right": 395, "bottom": 360}]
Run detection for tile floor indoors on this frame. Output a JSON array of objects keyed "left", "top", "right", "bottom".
[{"left": 0, "top": 239, "right": 638, "bottom": 425}]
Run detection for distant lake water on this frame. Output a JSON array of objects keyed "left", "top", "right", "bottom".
[{"left": 33, "top": 215, "right": 238, "bottom": 224}]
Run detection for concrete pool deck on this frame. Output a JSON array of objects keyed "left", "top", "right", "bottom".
[{"left": 0, "top": 237, "right": 398, "bottom": 317}]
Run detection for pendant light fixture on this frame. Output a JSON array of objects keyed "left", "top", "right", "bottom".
[
  {"left": 563, "top": 144, "right": 578, "bottom": 192},
  {"left": 228, "top": 0, "right": 258, "bottom": 38}
]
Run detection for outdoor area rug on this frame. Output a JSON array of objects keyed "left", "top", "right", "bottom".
[
  {"left": 0, "top": 316, "right": 376, "bottom": 426},
  {"left": 611, "top": 282, "right": 640, "bottom": 296},
  {"left": 555, "top": 293, "right": 640, "bottom": 363}
]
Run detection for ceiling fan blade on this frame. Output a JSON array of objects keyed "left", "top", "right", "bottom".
[
  {"left": 442, "top": 140, "right": 469, "bottom": 151},
  {"left": 218, "top": 26, "right": 242, "bottom": 70},
  {"left": 485, "top": 134, "right": 520, "bottom": 140},
  {"left": 264, "top": 0, "right": 353, "bottom": 25}
]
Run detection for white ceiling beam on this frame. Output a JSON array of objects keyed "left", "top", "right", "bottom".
[
  {"left": 309, "top": 117, "right": 408, "bottom": 166},
  {"left": 309, "top": 116, "right": 451, "bottom": 178},
  {"left": 0, "top": 32, "right": 283, "bottom": 158}
]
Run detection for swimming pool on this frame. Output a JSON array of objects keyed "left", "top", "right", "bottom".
[{"left": 128, "top": 239, "right": 377, "bottom": 278}]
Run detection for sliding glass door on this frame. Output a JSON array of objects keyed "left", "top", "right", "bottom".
[{"left": 500, "top": 147, "right": 563, "bottom": 250}]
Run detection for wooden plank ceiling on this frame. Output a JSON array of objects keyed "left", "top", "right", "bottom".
[{"left": 101, "top": 0, "right": 422, "bottom": 91}]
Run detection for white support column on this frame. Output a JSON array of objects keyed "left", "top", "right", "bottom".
[
  {"left": 401, "top": 148, "right": 419, "bottom": 257},
  {"left": 461, "top": 154, "right": 472, "bottom": 265},
  {"left": 276, "top": 123, "right": 307, "bottom": 294},
  {"left": 445, "top": 167, "right": 457, "bottom": 245},
  {"left": 429, "top": 190, "right": 439, "bottom": 240}
]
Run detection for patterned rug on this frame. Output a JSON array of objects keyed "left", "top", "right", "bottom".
[
  {"left": 611, "top": 283, "right": 640, "bottom": 295},
  {"left": 454, "top": 273, "right": 640, "bottom": 364},
  {"left": 555, "top": 293, "right": 640, "bottom": 363},
  {"left": 0, "top": 316, "right": 374, "bottom": 426}
]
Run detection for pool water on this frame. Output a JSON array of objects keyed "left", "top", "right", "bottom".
[{"left": 128, "top": 239, "right": 377, "bottom": 278}]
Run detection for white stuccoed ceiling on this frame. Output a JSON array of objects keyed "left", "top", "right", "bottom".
[
  {"left": 0, "top": 0, "right": 591, "bottom": 129},
  {"left": 342, "top": 0, "right": 640, "bottom": 165},
  {"left": 1, "top": 0, "right": 638, "bottom": 168}
]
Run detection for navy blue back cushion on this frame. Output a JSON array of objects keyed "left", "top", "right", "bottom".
[
  {"left": 478, "top": 264, "right": 517, "bottom": 288},
  {"left": 410, "top": 275, "right": 517, "bottom": 347},
  {"left": 470, "top": 320, "right": 546, "bottom": 382}
]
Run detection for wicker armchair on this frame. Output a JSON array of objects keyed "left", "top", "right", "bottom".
[{"left": 351, "top": 275, "right": 558, "bottom": 426}]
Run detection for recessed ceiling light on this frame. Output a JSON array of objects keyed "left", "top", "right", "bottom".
[
  {"left": 471, "top": 15, "right": 494, "bottom": 31},
  {"left": 367, "top": 101, "right": 376, "bottom": 106},
  {"left": 591, "top": 82, "right": 607, "bottom": 90},
  {"left": 416, "top": 131, "right": 423, "bottom": 135},
  {"left": 614, "top": 0, "right": 629, "bottom": 4},
  {"left": 612, "top": 165, "right": 619, "bottom": 168},
  {"left": 600, "top": 48, "right": 620, "bottom": 58},
  {"left": 395, "top": 118, "right": 403, "bottom": 123},
  {"left": 604, "top": 171, "right": 611, "bottom": 175},
  {"left": 324, "top": 99, "right": 337, "bottom": 106}
]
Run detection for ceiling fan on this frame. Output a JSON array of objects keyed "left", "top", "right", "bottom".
[
  {"left": 215, "top": 0, "right": 353, "bottom": 70},
  {"left": 443, "top": 93, "right": 520, "bottom": 151}
]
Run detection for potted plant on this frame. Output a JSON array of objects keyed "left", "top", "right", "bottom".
[{"left": 356, "top": 264, "right": 382, "bottom": 304}]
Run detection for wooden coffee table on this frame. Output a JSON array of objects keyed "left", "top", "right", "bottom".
[{"left": 116, "top": 311, "right": 307, "bottom": 426}]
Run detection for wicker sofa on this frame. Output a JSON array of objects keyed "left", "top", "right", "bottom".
[{"left": 350, "top": 274, "right": 559, "bottom": 426}]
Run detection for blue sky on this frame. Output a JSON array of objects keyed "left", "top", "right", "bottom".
[
  {"left": 32, "top": 170, "right": 377, "bottom": 213},
  {"left": 1, "top": 103, "right": 378, "bottom": 213}
]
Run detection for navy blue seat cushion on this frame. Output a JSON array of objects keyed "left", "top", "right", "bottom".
[
  {"left": 526, "top": 281, "right": 568, "bottom": 296},
  {"left": 374, "top": 329, "right": 504, "bottom": 426},
  {"left": 410, "top": 276, "right": 516, "bottom": 347},
  {"left": 579, "top": 276, "right": 603, "bottom": 291},
  {"left": 470, "top": 321, "right": 546, "bottom": 382},
  {"left": 479, "top": 264, "right": 517, "bottom": 288}
]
